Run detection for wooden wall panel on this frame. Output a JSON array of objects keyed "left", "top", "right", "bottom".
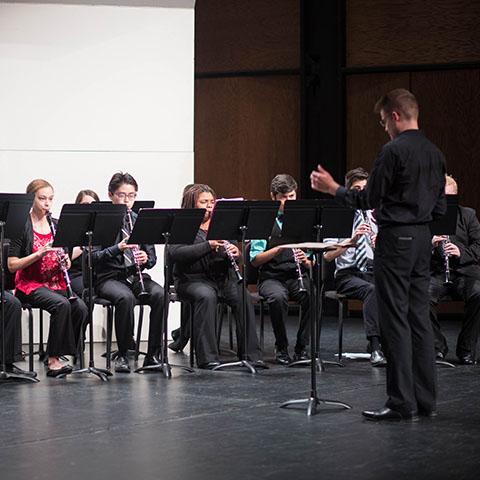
[
  {"left": 412, "top": 69, "right": 480, "bottom": 213},
  {"left": 346, "top": 0, "right": 480, "bottom": 67},
  {"left": 346, "top": 72, "right": 410, "bottom": 173},
  {"left": 195, "top": 76, "right": 300, "bottom": 200},
  {"left": 195, "top": 0, "right": 300, "bottom": 73}
]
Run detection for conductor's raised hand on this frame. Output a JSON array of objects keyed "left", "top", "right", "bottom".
[{"left": 310, "top": 165, "right": 340, "bottom": 196}]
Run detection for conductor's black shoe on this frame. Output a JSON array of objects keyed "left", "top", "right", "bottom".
[
  {"left": 370, "top": 350, "right": 387, "bottom": 367},
  {"left": 114, "top": 355, "right": 131, "bottom": 373},
  {"left": 168, "top": 339, "right": 188, "bottom": 353},
  {"left": 46, "top": 365, "right": 73, "bottom": 378},
  {"left": 275, "top": 349, "right": 292, "bottom": 365},
  {"left": 198, "top": 361, "right": 221, "bottom": 370},
  {"left": 457, "top": 354, "right": 476, "bottom": 365},
  {"left": 362, "top": 407, "right": 418, "bottom": 422},
  {"left": 142, "top": 355, "right": 161, "bottom": 368},
  {"left": 5, "top": 363, "right": 38, "bottom": 378},
  {"left": 292, "top": 350, "right": 310, "bottom": 362}
]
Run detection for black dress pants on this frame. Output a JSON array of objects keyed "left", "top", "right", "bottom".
[
  {"left": 429, "top": 274, "right": 480, "bottom": 357},
  {"left": 176, "top": 278, "right": 261, "bottom": 365},
  {"left": 96, "top": 276, "right": 164, "bottom": 355},
  {"left": 258, "top": 276, "right": 310, "bottom": 353},
  {"left": 15, "top": 287, "right": 87, "bottom": 357},
  {"left": 375, "top": 224, "right": 436, "bottom": 415},
  {"left": 335, "top": 270, "right": 381, "bottom": 339},
  {"left": 1, "top": 291, "right": 23, "bottom": 364}
]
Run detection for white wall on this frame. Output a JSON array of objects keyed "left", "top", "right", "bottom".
[{"left": 0, "top": 1, "right": 195, "bottom": 344}]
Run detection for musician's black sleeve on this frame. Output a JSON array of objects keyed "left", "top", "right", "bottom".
[
  {"left": 456, "top": 208, "right": 480, "bottom": 267},
  {"left": 142, "top": 243, "right": 157, "bottom": 270},
  {"left": 169, "top": 242, "right": 211, "bottom": 264}
]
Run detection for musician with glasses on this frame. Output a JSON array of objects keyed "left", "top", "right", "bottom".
[
  {"left": 8, "top": 179, "right": 87, "bottom": 377},
  {"left": 249, "top": 174, "right": 311, "bottom": 365},
  {"left": 323, "top": 167, "right": 385, "bottom": 367},
  {"left": 92, "top": 172, "right": 164, "bottom": 373},
  {"left": 169, "top": 184, "right": 263, "bottom": 370},
  {"left": 430, "top": 175, "right": 480, "bottom": 365}
]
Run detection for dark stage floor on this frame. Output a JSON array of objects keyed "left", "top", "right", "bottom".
[{"left": 1, "top": 315, "right": 480, "bottom": 480}]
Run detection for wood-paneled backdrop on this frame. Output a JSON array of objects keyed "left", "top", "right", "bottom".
[
  {"left": 195, "top": 0, "right": 480, "bottom": 210},
  {"left": 345, "top": 0, "right": 480, "bottom": 212},
  {"left": 195, "top": 0, "right": 300, "bottom": 200}
]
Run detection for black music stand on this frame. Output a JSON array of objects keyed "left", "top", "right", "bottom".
[
  {"left": 128, "top": 208, "right": 205, "bottom": 377},
  {"left": 132, "top": 200, "right": 155, "bottom": 214},
  {"left": 0, "top": 193, "right": 38, "bottom": 383},
  {"left": 52, "top": 203, "right": 126, "bottom": 381},
  {"left": 429, "top": 194, "right": 458, "bottom": 369},
  {"left": 278, "top": 199, "right": 354, "bottom": 415},
  {"left": 207, "top": 200, "right": 280, "bottom": 374}
]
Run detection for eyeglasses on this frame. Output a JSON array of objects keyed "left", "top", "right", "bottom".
[{"left": 114, "top": 192, "right": 137, "bottom": 200}]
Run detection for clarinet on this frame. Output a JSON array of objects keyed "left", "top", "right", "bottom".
[
  {"left": 123, "top": 210, "right": 149, "bottom": 299},
  {"left": 360, "top": 210, "right": 376, "bottom": 249},
  {"left": 45, "top": 213, "right": 77, "bottom": 301},
  {"left": 223, "top": 241, "right": 243, "bottom": 283},
  {"left": 292, "top": 249, "right": 306, "bottom": 292},
  {"left": 440, "top": 237, "right": 453, "bottom": 285}
]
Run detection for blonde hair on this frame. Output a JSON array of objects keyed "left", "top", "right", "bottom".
[
  {"left": 445, "top": 175, "right": 458, "bottom": 194},
  {"left": 26, "top": 179, "right": 53, "bottom": 195}
]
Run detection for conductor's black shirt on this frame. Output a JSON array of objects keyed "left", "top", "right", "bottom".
[{"left": 336, "top": 129, "right": 446, "bottom": 226}]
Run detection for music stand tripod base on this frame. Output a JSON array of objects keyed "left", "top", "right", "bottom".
[
  {"left": 0, "top": 370, "right": 39, "bottom": 383},
  {"left": 71, "top": 364, "right": 113, "bottom": 382},
  {"left": 288, "top": 357, "right": 344, "bottom": 370},
  {"left": 212, "top": 359, "right": 257, "bottom": 374},
  {"left": 280, "top": 396, "right": 352, "bottom": 416},
  {"left": 134, "top": 362, "right": 194, "bottom": 377}
]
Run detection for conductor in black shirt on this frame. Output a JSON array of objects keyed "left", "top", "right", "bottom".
[{"left": 311, "top": 89, "right": 446, "bottom": 420}]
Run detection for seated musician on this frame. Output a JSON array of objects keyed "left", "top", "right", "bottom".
[
  {"left": 92, "top": 172, "right": 164, "bottom": 373},
  {"left": 249, "top": 174, "right": 311, "bottom": 365},
  {"left": 8, "top": 179, "right": 87, "bottom": 377},
  {"left": 169, "top": 183, "right": 264, "bottom": 369},
  {"left": 323, "top": 168, "right": 386, "bottom": 367},
  {"left": 430, "top": 175, "right": 480, "bottom": 365},
  {"left": 69, "top": 189, "right": 100, "bottom": 296}
]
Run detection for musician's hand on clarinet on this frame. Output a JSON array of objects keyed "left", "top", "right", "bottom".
[
  {"left": 293, "top": 248, "right": 308, "bottom": 265},
  {"left": 432, "top": 235, "right": 448, "bottom": 247},
  {"left": 59, "top": 251, "right": 71, "bottom": 270},
  {"left": 444, "top": 242, "right": 460, "bottom": 257},
  {"left": 208, "top": 240, "right": 224, "bottom": 252},
  {"left": 222, "top": 241, "right": 240, "bottom": 258},
  {"left": 371, "top": 234, "right": 377, "bottom": 248},
  {"left": 37, "top": 243, "right": 54, "bottom": 258},
  {"left": 134, "top": 249, "right": 149, "bottom": 265},
  {"left": 352, "top": 223, "right": 371, "bottom": 242}
]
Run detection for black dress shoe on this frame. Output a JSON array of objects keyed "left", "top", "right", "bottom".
[
  {"left": 198, "top": 361, "right": 221, "bottom": 370},
  {"left": 292, "top": 350, "right": 310, "bottom": 362},
  {"left": 6, "top": 363, "right": 38, "bottom": 378},
  {"left": 114, "top": 355, "right": 131, "bottom": 373},
  {"left": 275, "top": 349, "right": 292, "bottom": 365},
  {"left": 370, "top": 350, "right": 387, "bottom": 367},
  {"left": 46, "top": 365, "right": 73, "bottom": 378},
  {"left": 142, "top": 355, "right": 161, "bottom": 368},
  {"left": 457, "top": 353, "right": 476, "bottom": 365},
  {"left": 171, "top": 328, "right": 180, "bottom": 342},
  {"left": 362, "top": 407, "right": 418, "bottom": 421},
  {"left": 418, "top": 408, "right": 438, "bottom": 418},
  {"left": 168, "top": 338, "right": 188, "bottom": 353}
]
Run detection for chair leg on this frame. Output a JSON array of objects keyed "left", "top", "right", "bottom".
[
  {"left": 106, "top": 306, "right": 113, "bottom": 371},
  {"left": 216, "top": 305, "right": 224, "bottom": 349},
  {"left": 135, "top": 305, "right": 144, "bottom": 361},
  {"left": 189, "top": 305, "right": 195, "bottom": 368},
  {"left": 228, "top": 306, "right": 234, "bottom": 350},
  {"left": 38, "top": 309, "right": 46, "bottom": 361},
  {"left": 338, "top": 300, "right": 345, "bottom": 361},
  {"left": 28, "top": 308, "right": 34, "bottom": 372},
  {"left": 260, "top": 301, "right": 265, "bottom": 352}
]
